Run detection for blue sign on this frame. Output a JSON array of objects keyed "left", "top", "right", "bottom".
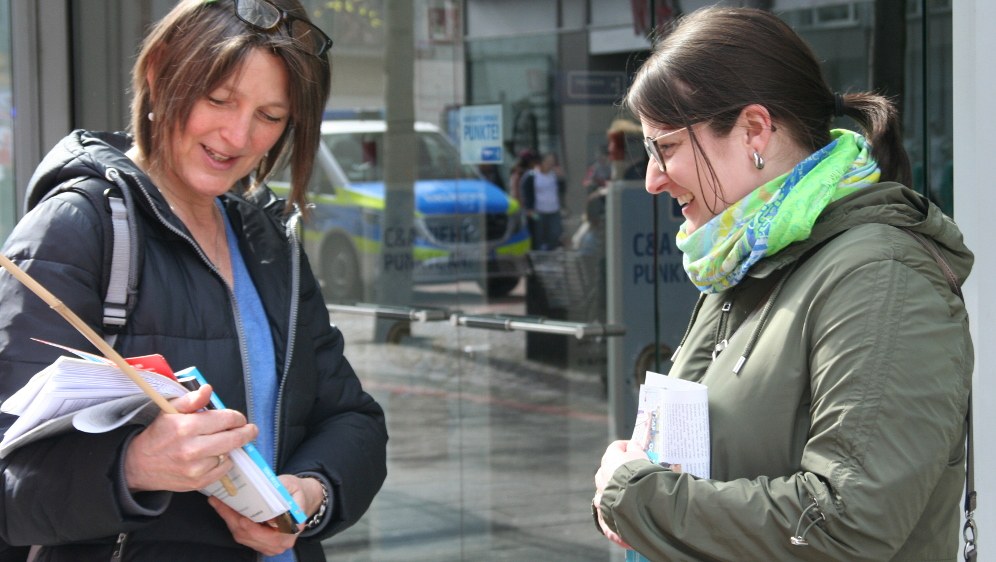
[
  {"left": 480, "top": 145, "right": 502, "bottom": 162},
  {"left": 459, "top": 104, "right": 503, "bottom": 164}
]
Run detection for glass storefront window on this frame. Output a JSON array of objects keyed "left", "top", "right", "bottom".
[
  {"left": 783, "top": 0, "right": 953, "bottom": 213},
  {"left": 302, "top": 2, "right": 615, "bottom": 558}
]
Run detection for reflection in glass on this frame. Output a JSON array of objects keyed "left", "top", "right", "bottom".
[{"left": 0, "top": 0, "right": 13, "bottom": 241}]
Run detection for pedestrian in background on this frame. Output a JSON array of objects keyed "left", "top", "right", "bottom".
[
  {"left": 508, "top": 148, "right": 538, "bottom": 203},
  {"left": 521, "top": 152, "right": 566, "bottom": 250},
  {"left": 582, "top": 144, "right": 612, "bottom": 192}
]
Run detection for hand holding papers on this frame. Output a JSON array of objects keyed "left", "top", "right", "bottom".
[
  {"left": 0, "top": 254, "right": 234, "bottom": 496},
  {"left": 624, "top": 372, "right": 710, "bottom": 562},
  {"left": 0, "top": 351, "right": 306, "bottom": 533},
  {"left": 0, "top": 256, "right": 305, "bottom": 533}
]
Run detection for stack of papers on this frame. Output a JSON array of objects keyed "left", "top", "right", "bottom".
[
  {"left": 1, "top": 356, "right": 188, "bottom": 452},
  {"left": 631, "top": 371, "right": 710, "bottom": 478},
  {"left": 0, "top": 353, "right": 305, "bottom": 531}
]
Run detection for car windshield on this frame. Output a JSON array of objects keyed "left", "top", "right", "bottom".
[{"left": 324, "top": 131, "right": 482, "bottom": 183}]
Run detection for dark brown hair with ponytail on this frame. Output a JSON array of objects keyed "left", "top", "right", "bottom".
[{"left": 625, "top": 6, "right": 911, "bottom": 189}]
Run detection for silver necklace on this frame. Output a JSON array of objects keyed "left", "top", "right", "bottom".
[
  {"left": 159, "top": 187, "right": 225, "bottom": 266},
  {"left": 212, "top": 204, "right": 225, "bottom": 267}
]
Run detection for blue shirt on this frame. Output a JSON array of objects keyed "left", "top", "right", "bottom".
[{"left": 220, "top": 201, "right": 294, "bottom": 562}]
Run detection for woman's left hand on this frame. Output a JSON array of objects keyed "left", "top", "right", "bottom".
[
  {"left": 208, "top": 474, "right": 324, "bottom": 555},
  {"left": 592, "top": 440, "right": 648, "bottom": 549},
  {"left": 595, "top": 439, "right": 649, "bottom": 491}
]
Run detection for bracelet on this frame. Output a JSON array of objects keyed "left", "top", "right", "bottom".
[{"left": 302, "top": 477, "right": 329, "bottom": 530}]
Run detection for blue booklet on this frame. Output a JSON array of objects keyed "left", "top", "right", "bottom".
[{"left": 177, "top": 367, "right": 307, "bottom": 528}]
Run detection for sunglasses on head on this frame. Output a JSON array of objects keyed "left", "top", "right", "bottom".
[{"left": 206, "top": 0, "right": 334, "bottom": 58}]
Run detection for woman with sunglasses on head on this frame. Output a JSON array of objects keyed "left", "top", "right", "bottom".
[
  {"left": 0, "top": 1, "right": 386, "bottom": 560},
  {"left": 593, "top": 7, "right": 973, "bottom": 561}
]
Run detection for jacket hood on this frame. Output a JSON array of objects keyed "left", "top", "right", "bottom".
[
  {"left": 677, "top": 181, "right": 974, "bottom": 379},
  {"left": 754, "top": 182, "right": 974, "bottom": 285},
  {"left": 25, "top": 130, "right": 152, "bottom": 213}
]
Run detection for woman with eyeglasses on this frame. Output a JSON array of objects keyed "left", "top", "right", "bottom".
[
  {"left": 593, "top": 6, "right": 973, "bottom": 561},
  {"left": 0, "top": 1, "right": 386, "bottom": 560}
]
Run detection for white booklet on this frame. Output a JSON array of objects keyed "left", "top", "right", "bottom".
[
  {"left": 0, "top": 353, "right": 306, "bottom": 531},
  {"left": 630, "top": 371, "right": 710, "bottom": 479}
]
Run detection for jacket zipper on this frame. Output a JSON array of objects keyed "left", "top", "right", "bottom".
[
  {"left": 670, "top": 293, "right": 706, "bottom": 362},
  {"left": 109, "top": 532, "right": 128, "bottom": 561},
  {"left": 231, "top": 293, "right": 256, "bottom": 427},
  {"left": 712, "top": 299, "right": 733, "bottom": 360},
  {"left": 273, "top": 213, "right": 303, "bottom": 466}
]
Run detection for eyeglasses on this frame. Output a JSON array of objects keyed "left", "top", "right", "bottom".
[
  {"left": 643, "top": 127, "right": 688, "bottom": 173},
  {"left": 219, "top": 0, "right": 334, "bottom": 57}
]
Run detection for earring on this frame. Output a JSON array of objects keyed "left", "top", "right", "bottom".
[
  {"left": 752, "top": 151, "right": 765, "bottom": 170},
  {"left": 147, "top": 112, "right": 155, "bottom": 122}
]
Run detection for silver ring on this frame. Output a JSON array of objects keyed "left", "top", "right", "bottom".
[{"left": 216, "top": 454, "right": 226, "bottom": 469}]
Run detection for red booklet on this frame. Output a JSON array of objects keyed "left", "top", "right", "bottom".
[{"left": 30, "top": 338, "right": 176, "bottom": 380}]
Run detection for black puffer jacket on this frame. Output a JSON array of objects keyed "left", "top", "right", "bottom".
[{"left": 0, "top": 130, "right": 388, "bottom": 561}]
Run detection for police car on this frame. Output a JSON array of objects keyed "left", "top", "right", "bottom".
[{"left": 276, "top": 120, "right": 530, "bottom": 302}]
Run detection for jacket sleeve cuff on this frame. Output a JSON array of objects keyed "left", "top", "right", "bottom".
[
  {"left": 599, "top": 459, "right": 669, "bottom": 532},
  {"left": 294, "top": 471, "right": 335, "bottom": 537},
  {"left": 116, "top": 430, "right": 171, "bottom": 517}
]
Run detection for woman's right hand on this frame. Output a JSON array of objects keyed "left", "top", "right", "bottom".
[{"left": 123, "top": 384, "right": 259, "bottom": 493}]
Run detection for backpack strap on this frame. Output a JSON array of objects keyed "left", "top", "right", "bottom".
[
  {"left": 103, "top": 189, "right": 131, "bottom": 333},
  {"left": 38, "top": 172, "right": 140, "bottom": 346},
  {"left": 899, "top": 227, "right": 975, "bottom": 561}
]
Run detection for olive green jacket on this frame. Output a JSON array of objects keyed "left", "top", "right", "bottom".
[{"left": 600, "top": 183, "right": 974, "bottom": 561}]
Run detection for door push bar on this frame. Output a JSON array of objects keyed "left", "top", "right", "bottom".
[{"left": 327, "top": 303, "right": 625, "bottom": 340}]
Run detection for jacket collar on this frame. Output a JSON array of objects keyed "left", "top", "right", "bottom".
[{"left": 748, "top": 182, "right": 972, "bottom": 281}]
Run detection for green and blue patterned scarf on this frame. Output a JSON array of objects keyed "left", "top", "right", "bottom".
[{"left": 676, "top": 129, "right": 881, "bottom": 293}]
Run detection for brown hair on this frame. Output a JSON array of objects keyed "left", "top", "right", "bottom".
[
  {"left": 625, "top": 6, "right": 911, "bottom": 204},
  {"left": 130, "top": 0, "right": 331, "bottom": 212}
]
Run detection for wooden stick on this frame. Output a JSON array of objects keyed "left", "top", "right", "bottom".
[{"left": 0, "top": 254, "right": 238, "bottom": 496}]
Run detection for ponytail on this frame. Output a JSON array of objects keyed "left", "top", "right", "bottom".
[{"left": 837, "top": 92, "right": 912, "bottom": 185}]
